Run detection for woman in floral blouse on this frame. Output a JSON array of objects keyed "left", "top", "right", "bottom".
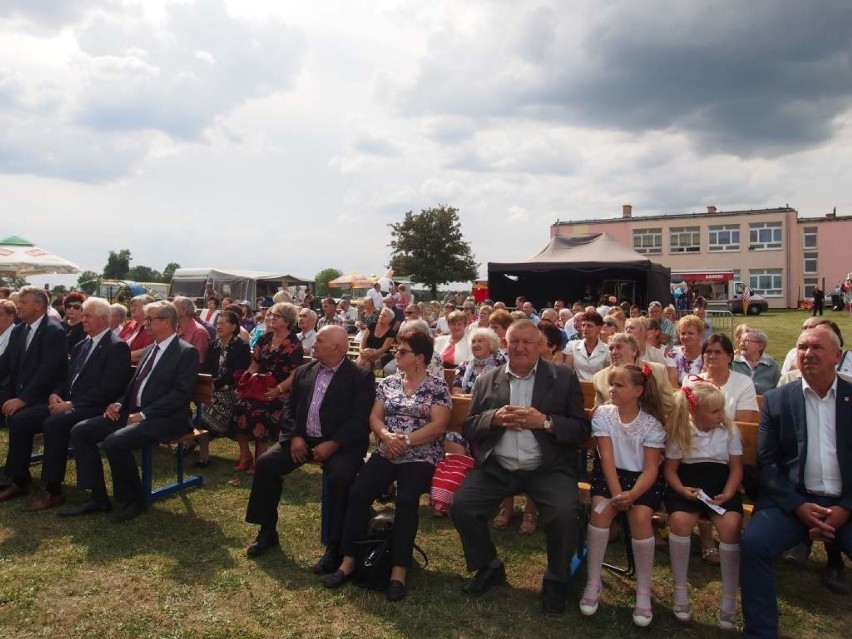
[
  {"left": 232, "top": 302, "right": 304, "bottom": 474},
  {"left": 324, "top": 328, "right": 451, "bottom": 601},
  {"left": 665, "top": 315, "right": 705, "bottom": 388}
]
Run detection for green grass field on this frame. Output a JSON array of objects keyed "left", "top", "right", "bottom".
[{"left": 1, "top": 308, "right": 851, "bottom": 638}]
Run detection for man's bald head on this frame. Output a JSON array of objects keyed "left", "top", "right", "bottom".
[{"left": 313, "top": 325, "right": 349, "bottom": 366}]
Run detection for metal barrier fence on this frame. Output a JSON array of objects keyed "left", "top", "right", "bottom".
[{"left": 674, "top": 308, "right": 735, "bottom": 339}]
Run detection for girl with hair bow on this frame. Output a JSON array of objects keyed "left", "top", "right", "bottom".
[
  {"left": 663, "top": 381, "right": 743, "bottom": 630},
  {"left": 580, "top": 363, "right": 667, "bottom": 627}
]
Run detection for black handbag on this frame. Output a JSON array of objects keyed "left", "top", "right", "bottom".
[{"left": 352, "top": 512, "right": 428, "bottom": 591}]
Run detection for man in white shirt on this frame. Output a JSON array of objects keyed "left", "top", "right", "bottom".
[
  {"left": 741, "top": 325, "right": 852, "bottom": 637},
  {"left": 452, "top": 320, "right": 591, "bottom": 616},
  {"left": 367, "top": 282, "right": 384, "bottom": 309},
  {"left": 297, "top": 309, "right": 318, "bottom": 357}
]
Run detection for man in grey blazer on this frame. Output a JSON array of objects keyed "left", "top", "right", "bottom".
[
  {"left": 741, "top": 324, "right": 852, "bottom": 638},
  {"left": 2, "top": 297, "right": 130, "bottom": 510},
  {"left": 452, "top": 319, "right": 591, "bottom": 615},
  {"left": 244, "top": 326, "right": 374, "bottom": 572},
  {"left": 63, "top": 301, "right": 199, "bottom": 522}
]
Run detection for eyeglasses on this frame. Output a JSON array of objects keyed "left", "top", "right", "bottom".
[
  {"left": 267, "top": 313, "right": 284, "bottom": 320},
  {"left": 404, "top": 310, "right": 415, "bottom": 315},
  {"left": 395, "top": 348, "right": 414, "bottom": 358},
  {"left": 143, "top": 316, "right": 167, "bottom": 324},
  {"left": 65, "top": 303, "right": 82, "bottom": 310},
  {"left": 603, "top": 321, "right": 617, "bottom": 328}
]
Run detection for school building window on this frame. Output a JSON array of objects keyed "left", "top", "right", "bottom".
[
  {"left": 749, "top": 268, "right": 783, "bottom": 297},
  {"left": 669, "top": 226, "right": 700, "bottom": 253},
  {"left": 633, "top": 228, "right": 662, "bottom": 254},
  {"left": 708, "top": 224, "right": 740, "bottom": 251},
  {"left": 804, "top": 252, "right": 818, "bottom": 274},
  {"left": 749, "top": 221, "right": 782, "bottom": 250},
  {"left": 802, "top": 226, "right": 817, "bottom": 249}
]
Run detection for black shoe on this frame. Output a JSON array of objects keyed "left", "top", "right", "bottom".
[
  {"left": 59, "top": 499, "right": 113, "bottom": 517},
  {"left": 461, "top": 562, "right": 507, "bottom": 597},
  {"left": 194, "top": 458, "right": 210, "bottom": 468},
  {"left": 821, "top": 565, "right": 851, "bottom": 595},
  {"left": 782, "top": 542, "right": 811, "bottom": 567},
  {"left": 312, "top": 546, "right": 341, "bottom": 575},
  {"left": 110, "top": 501, "right": 145, "bottom": 523},
  {"left": 246, "top": 528, "right": 279, "bottom": 558},
  {"left": 322, "top": 569, "right": 352, "bottom": 589},
  {"left": 541, "top": 578, "right": 567, "bottom": 616},
  {"left": 386, "top": 579, "right": 407, "bottom": 602}
]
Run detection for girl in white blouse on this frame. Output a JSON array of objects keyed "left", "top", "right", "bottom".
[
  {"left": 663, "top": 382, "right": 743, "bottom": 630},
  {"left": 580, "top": 364, "right": 667, "bottom": 627}
]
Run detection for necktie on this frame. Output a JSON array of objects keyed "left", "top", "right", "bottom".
[
  {"left": 21, "top": 324, "right": 32, "bottom": 355},
  {"left": 127, "top": 345, "right": 159, "bottom": 410},
  {"left": 69, "top": 337, "right": 93, "bottom": 389}
]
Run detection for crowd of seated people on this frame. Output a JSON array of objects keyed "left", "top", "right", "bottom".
[{"left": 1, "top": 284, "right": 850, "bottom": 634}]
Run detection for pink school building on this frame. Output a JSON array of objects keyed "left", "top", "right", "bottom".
[{"left": 550, "top": 205, "right": 852, "bottom": 309}]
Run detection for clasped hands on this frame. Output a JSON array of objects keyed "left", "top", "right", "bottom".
[
  {"left": 290, "top": 436, "right": 339, "bottom": 464},
  {"left": 379, "top": 431, "right": 410, "bottom": 459},
  {"left": 101, "top": 402, "right": 142, "bottom": 424},
  {"left": 796, "top": 502, "right": 850, "bottom": 542},
  {"left": 493, "top": 405, "right": 546, "bottom": 431}
]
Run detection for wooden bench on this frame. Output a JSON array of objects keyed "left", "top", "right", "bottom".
[
  {"left": 447, "top": 379, "right": 761, "bottom": 580},
  {"left": 140, "top": 373, "right": 212, "bottom": 502}
]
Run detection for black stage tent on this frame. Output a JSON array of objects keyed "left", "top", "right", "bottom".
[{"left": 488, "top": 233, "right": 671, "bottom": 309}]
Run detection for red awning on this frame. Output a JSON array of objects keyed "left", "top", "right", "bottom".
[{"left": 676, "top": 272, "right": 733, "bottom": 282}]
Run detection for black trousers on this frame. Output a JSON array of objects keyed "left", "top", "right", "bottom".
[
  {"left": 451, "top": 457, "right": 579, "bottom": 583},
  {"left": 4, "top": 405, "right": 50, "bottom": 485},
  {"left": 71, "top": 414, "right": 187, "bottom": 504},
  {"left": 339, "top": 454, "right": 434, "bottom": 568},
  {"left": 245, "top": 439, "right": 364, "bottom": 547}
]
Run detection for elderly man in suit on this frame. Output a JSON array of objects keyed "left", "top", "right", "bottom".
[
  {"left": 451, "top": 319, "right": 591, "bottom": 615},
  {"left": 741, "top": 324, "right": 852, "bottom": 638},
  {"left": 0, "top": 287, "right": 68, "bottom": 501},
  {"left": 244, "top": 325, "right": 374, "bottom": 573},
  {"left": 63, "top": 301, "right": 199, "bottom": 522},
  {"left": 1, "top": 297, "right": 130, "bottom": 510}
]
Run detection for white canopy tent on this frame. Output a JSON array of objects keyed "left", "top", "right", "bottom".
[{"left": 0, "top": 236, "right": 81, "bottom": 277}]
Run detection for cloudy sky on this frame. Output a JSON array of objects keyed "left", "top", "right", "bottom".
[{"left": 2, "top": 0, "right": 851, "bottom": 288}]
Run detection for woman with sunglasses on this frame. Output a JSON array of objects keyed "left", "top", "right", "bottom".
[
  {"left": 600, "top": 311, "right": 625, "bottom": 345},
  {"left": 61, "top": 292, "right": 87, "bottom": 354},
  {"left": 324, "top": 328, "right": 451, "bottom": 601}
]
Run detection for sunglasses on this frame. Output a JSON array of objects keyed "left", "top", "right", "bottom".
[
  {"left": 65, "top": 303, "right": 82, "bottom": 310},
  {"left": 603, "top": 321, "right": 617, "bottom": 328}
]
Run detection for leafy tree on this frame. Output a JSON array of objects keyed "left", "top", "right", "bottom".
[
  {"left": 76, "top": 270, "right": 101, "bottom": 295},
  {"left": 0, "top": 275, "right": 29, "bottom": 289},
  {"left": 314, "top": 268, "right": 343, "bottom": 297},
  {"left": 387, "top": 205, "right": 479, "bottom": 298},
  {"left": 162, "top": 262, "right": 181, "bottom": 283},
  {"left": 103, "top": 249, "right": 132, "bottom": 279},
  {"left": 126, "top": 265, "right": 163, "bottom": 282}
]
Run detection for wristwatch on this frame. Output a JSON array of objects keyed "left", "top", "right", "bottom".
[{"left": 542, "top": 415, "right": 553, "bottom": 432}]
